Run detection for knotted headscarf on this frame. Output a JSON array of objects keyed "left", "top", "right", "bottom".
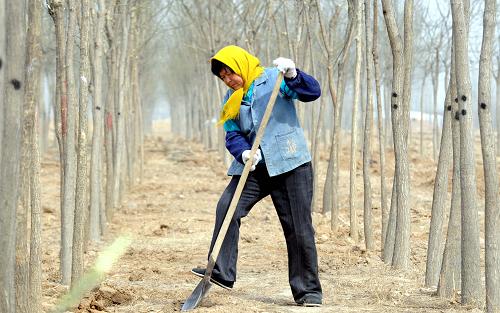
[{"left": 211, "top": 45, "right": 264, "bottom": 125}]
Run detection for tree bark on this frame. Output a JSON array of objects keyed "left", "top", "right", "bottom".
[
  {"left": 29, "top": 1, "right": 43, "bottom": 310},
  {"left": 60, "top": 0, "right": 78, "bottom": 285},
  {"left": 419, "top": 74, "right": 427, "bottom": 156},
  {"left": 349, "top": 0, "right": 363, "bottom": 243},
  {"left": 496, "top": 58, "right": 500, "bottom": 157},
  {"left": 381, "top": 0, "right": 413, "bottom": 269},
  {"left": 477, "top": 0, "right": 499, "bottom": 311},
  {"left": 372, "top": 0, "right": 388, "bottom": 255},
  {"left": 72, "top": 0, "right": 90, "bottom": 286},
  {"left": 425, "top": 70, "right": 452, "bottom": 288},
  {"left": 450, "top": 0, "right": 482, "bottom": 305},
  {"left": 0, "top": 0, "right": 5, "bottom": 154},
  {"left": 438, "top": 51, "right": 461, "bottom": 298},
  {"left": 383, "top": 173, "right": 397, "bottom": 263},
  {"left": 362, "top": 0, "right": 374, "bottom": 251},
  {"left": 112, "top": 0, "right": 129, "bottom": 209},
  {"left": 89, "top": 0, "right": 107, "bottom": 242},
  {"left": 0, "top": 1, "right": 26, "bottom": 311},
  {"left": 432, "top": 45, "right": 441, "bottom": 161},
  {"left": 17, "top": 1, "right": 42, "bottom": 312}
]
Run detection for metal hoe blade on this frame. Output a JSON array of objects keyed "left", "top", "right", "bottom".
[{"left": 181, "top": 275, "right": 212, "bottom": 311}]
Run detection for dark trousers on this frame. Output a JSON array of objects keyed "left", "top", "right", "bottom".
[{"left": 208, "top": 162, "right": 322, "bottom": 301}]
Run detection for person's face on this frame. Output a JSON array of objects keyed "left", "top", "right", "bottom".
[{"left": 219, "top": 67, "right": 244, "bottom": 90}]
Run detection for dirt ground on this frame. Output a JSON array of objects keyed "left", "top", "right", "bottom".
[{"left": 39, "top": 120, "right": 493, "bottom": 313}]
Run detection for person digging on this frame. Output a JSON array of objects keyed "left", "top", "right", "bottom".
[{"left": 190, "top": 45, "right": 323, "bottom": 307}]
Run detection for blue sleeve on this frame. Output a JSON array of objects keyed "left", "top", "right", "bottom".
[
  {"left": 283, "top": 68, "right": 321, "bottom": 102},
  {"left": 225, "top": 131, "right": 251, "bottom": 164}
]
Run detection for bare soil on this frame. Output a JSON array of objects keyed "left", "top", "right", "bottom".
[{"left": 40, "top": 121, "right": 494, "bottom": 313}]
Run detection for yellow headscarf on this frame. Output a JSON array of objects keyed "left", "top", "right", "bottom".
[{"left": 211, "top": 45, "right": 264, "bottom": 125}]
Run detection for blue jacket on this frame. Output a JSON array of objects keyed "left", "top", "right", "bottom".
[{"left": 223, "top": 67, "right": 320, "bottom": 177}]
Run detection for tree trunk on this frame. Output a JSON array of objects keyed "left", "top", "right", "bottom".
[
  {"left": 29, "top": 93, "right": 43, "bottom": 313},
  {"left": 497, "top": 68, "right": 500, "bottom": 157},
  {"left": 363, "top": 0, "right": 374, "bottom": 251},
  {"left": 419, "top": 74, "right": 426, "bottom": 156},
  {"left": 89, "top": 0, "right": 106, "bottom": 242},
  {"left": 372, "top": 0, "right": 388, "bottom": 255},
  {"left": 17, "top": 1, "right": 42, "bottom": 312},
  {"left": 48, "top": 1, "right": 66, "bottom": 223},
  {"left": 105, "top": 38, "right": 116, "bottom": 220},
  {"left": 349, "top": 0, "right": 363, "bottom": 243},
  {"left": 450, "top": 0, "right": 482, "bottom": 305},
  {"left": 0, "top": 1, "right": 26, "bottom": 311},
  {"left": 496, "top": 61, "right": 500, "bottom": 157},
  {"left": 0, "top": 0, "right": 5, "bottom": 154},
  {"left": 72, "top": 0, "right": 90, "bottom": 285},
  {"left": 381, "top": 0, "right": 413, "bottom": 269},
  {"left": 432, "top": 47, "right": 440, "bottom": 161},
  {"left": 316, "top": 0, "right": 353, "bottom": 227},
  {"left": 112, "top": 0, "right": 129, "bottom": 209},
  {"left": 61, "top": 0, "right": 78, "bottom": 285},
  {"left": 425, "top": 72, "right": 452, "bottom": 288},
  {"left": 437, "top": 53, "right": 461, "bottom": 297},
  {"left": 383, "top": 173, "right": 397, "bottom": 263},
  {"left": 477, "top": 0, "right": 499, "bottom": 311}
]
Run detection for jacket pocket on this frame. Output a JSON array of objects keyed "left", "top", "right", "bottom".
[{"left": 276, "top": 129, "right": 299, "bottom": 160}]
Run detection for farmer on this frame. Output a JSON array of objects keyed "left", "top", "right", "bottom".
[{"left": 192, "top": 45, "right": 322, "bottom": 307}]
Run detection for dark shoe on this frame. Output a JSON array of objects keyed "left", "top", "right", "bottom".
[
  {"left": 191, "top": 268, "right": 234, "bottom": 290},
  {"left": 296, "top": 294, "right": 322, "bottom": 307}
]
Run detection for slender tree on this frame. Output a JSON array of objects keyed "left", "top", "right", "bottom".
[
  {"left": 477, "top": 0, "right": 499, "bottom": 311},
  {"left": 450, "top": 0, "right": 482, "bottom": 305},
  {"left": 17, "top": 0, "right": 43, "bottom": 312},
  {"left": 349, "top": 0, "right": 363, "bottom": 243},
  {"left": 0, "top": 1, "right": 26, "bottom": 311},
  {"left": 372, "top": 0, "right": 388, "bottom": 254},
  {"left": 381, "top": 0, "right": 414, "bottom": 269},
  {"left": 0, "top": 0, "right": 4, "bottom": 153},
  {"left": 89, "top": 0, "right": 107, "bottom": 242},
  {"left": 72, "top": 0, "right": 91, "bottom": 285},
  {"left": 437, "top": 47, "right": 461, "bottom": 299},
  {"left": 425, "top": 64, "right": 452, "bottom": 287},
  {"left": 362, "top": 0, "right": 374, "bottom": 251}
]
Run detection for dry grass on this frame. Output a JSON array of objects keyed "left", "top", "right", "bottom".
[{"left": 39, "top": 120, "right": 499, "bottom": 312}]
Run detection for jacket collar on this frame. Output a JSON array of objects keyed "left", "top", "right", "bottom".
[{"left": 254, "top": 68, "right": 270, "bottom": 86}]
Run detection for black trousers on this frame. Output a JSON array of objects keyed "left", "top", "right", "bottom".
[{"left": 208, "top": 162, "right": 322, "bottom": 301}]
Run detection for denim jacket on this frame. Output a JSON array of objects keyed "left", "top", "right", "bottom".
[{"left": 222, "top": 68, "right": 320, "bottom": 177}]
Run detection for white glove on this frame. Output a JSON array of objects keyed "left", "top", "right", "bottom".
[
  {"left": 241, "top": 149, "right": 262, "bottom": 171},
  {"left": 273, "top": 57, "right": 297, "bottom": 79}
]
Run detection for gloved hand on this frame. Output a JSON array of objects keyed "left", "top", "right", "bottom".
[
  {"left": 273, "top": 57, "right": 297, "bottom": 79},
  {"left": 241, "top": 149, "right": 262, "bottom": 171}
]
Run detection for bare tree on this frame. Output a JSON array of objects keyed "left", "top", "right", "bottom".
[
  {"left": 0, "top": 1, "right": 26, "bottom": 311},
  {"left": 72, "top": 0, "right": 91, "bottom": 285},
  {"left": 425, "top": 65, "right": 453, "bottom": 288},
  {"left": 381, "top": 0, "right": 414, "bottom": 269},
  {"left": 16, "top": 0, "right": 43, "bottom": 312},
  {"left": 437, "top": 47, "right": 461, "bottom": 299},
  {"left": 112, "top": 0, "right": 130, "bottom": 209},
  {"left": 349, "top": 0, "right": 363, "bottom": 243},
  {"left": 316, "top": 0, "right": 354, "bottom": 230},
  {"left": 477, "top": 0, "right": 499, "bottom": 310},
  {"left": 496, "top": 48, "right": 500, "bottom": 157},
  {"left": 362, "top": 0, "right": 374, "bottom": 251},
  {"left": 0, "top": 0, "right": 4, "bottom": 154},
  {"left": 89, "top": 0, "right": 107, "bottom": 242},
  {"left": 450, "top": 0, "right": 482, "bottom": 305},
  {"left": 372, "top": 0, "right": 388, "bottom": 254}
]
